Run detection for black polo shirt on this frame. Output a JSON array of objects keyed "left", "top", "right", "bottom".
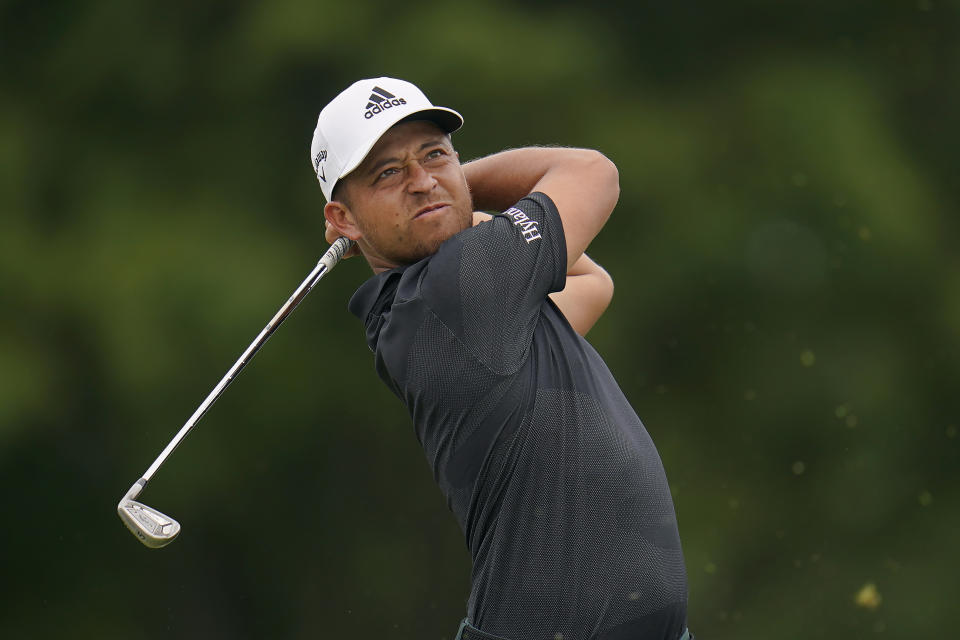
[{"left": 348, "top": 192, "right": 688, "bottom": 640}]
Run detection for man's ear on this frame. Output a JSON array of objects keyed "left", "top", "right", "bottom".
[{"left": 324, "top": 200, "right": 362, "bottom": 241}]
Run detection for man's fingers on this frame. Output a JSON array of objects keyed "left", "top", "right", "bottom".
[{"left": 472, "top": 211, "right": 493, "bottom": 226}]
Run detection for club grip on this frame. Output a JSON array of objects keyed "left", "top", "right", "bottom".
[{"left": 320, "top": 237, "right": 354, "bottom": 271}]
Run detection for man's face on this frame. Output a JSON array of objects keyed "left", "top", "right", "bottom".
[{"left": 330, "top": 120, "right": 473, "bottom": 270}]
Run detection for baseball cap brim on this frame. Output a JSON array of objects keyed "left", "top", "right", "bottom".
[{"left": 338, "top": 106, "right": 464, "bottom": 184}]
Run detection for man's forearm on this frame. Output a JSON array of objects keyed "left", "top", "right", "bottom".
[
  {"left": 463, "top": 147, "right": 605, "bottom": 212},
  {"left": 549, "top": 254, "right": 614, "bottom": 336},
  {"left": 463, "top": 145, "right": 619, "bottom": 278}
]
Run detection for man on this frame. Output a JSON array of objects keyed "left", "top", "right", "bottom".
[{"left": 311, "top": 77, "right": 691, "bottom": 640}]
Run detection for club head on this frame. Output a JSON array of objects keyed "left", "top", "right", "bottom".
[{"left": 118, "top": 500, "right": 181, "bottom": 548}]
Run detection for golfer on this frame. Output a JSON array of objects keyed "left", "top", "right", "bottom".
[{"left": 312, "top": 78, "right": 692, "bottom": 640}]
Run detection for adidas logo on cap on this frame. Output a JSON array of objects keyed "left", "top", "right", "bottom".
[{"left": 364, "top": 86, "right": 407, "bottom": 120}]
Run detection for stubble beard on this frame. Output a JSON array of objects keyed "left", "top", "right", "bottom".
[
  {"left": 403, "top": 202, "right": 473, "bottom": 263},
  {"left": 362, "top": 198, "right": 474, "bottom": 267}
]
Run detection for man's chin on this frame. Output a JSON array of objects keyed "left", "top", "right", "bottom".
[{"left": 374, "top": 211, "right": 471, "bottom": 266}]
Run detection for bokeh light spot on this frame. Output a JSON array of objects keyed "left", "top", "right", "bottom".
[{"left": 855, "top": 582, "right": 882, "bottom": 610}]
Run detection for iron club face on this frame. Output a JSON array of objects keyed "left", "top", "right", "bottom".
[
  {"left": 117, "top": 479, "right": 180, "bottom": 548},
  {"left": 118, "top": 499, "right": 181, "bottom": 548}
]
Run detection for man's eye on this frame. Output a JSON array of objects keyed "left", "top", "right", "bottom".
[
  {"left": 425, "top": 149, "right": 446, "bottom": 160},
  {"left": 378, "top": 167, "right": 400, "bottom": 180}
]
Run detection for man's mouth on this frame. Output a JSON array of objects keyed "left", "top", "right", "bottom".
[{"left": 414, "top": 203, "right": 449, "bottom": 218}]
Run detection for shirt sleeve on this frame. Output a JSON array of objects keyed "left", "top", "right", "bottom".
[{"left": 419, "top": 192, "right": 568, "bottom": 374}]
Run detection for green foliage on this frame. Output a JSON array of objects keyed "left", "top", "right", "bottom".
[{"left": 1, "top": 0, "right": 957, "bottom": 638}]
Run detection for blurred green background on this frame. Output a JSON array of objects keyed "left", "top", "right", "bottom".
[{"left": 2, "top": 0, "right": 957, "bottom": 638}]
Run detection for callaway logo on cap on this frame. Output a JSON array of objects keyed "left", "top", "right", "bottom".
[{"left": 309, "top": 77, "right": 464, "bottom": 202}]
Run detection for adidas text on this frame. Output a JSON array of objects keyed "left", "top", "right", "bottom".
[{"left": 364, "top": 98, "right": 407, "bottom": 119}]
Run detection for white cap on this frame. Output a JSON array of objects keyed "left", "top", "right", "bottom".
[{"left": 309, "top": 77, "right": 463, "bottom": 202}]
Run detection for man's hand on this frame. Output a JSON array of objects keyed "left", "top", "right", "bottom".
[{"left": 472, "top": 211, "right": 493, "bottom": 226}]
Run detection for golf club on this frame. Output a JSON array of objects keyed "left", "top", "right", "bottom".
[{"left": 118, "top": 236, "right": 354, "bottom": 548}]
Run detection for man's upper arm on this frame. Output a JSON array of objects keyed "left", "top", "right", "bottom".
[
  {"left": 531, "top": 150, "right": 620, "bottom": 268},
  {"left": 419, "top": 194, "right": 566, "bottom": 373}
]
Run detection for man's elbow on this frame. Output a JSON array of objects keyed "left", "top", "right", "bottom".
[
  {"left": 585, "top": 150, "right": 620, "bottom": 217},
  {"left": 585, "top": 260, "right": 615, "bottom": 317},
  {"left": 580, "top": 267, "right": 614, "bottom": 336},
  {"left": 598, "top": 263, "right": 615, "bottom": 312}
]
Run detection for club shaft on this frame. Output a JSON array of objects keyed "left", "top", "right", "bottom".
[{"left": 135, "top": 238, "right": 353, "bottom": 494}]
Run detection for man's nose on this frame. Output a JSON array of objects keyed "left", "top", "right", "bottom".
[{"left": 407, "top": 160, "right": 438, "bottom": 193}]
